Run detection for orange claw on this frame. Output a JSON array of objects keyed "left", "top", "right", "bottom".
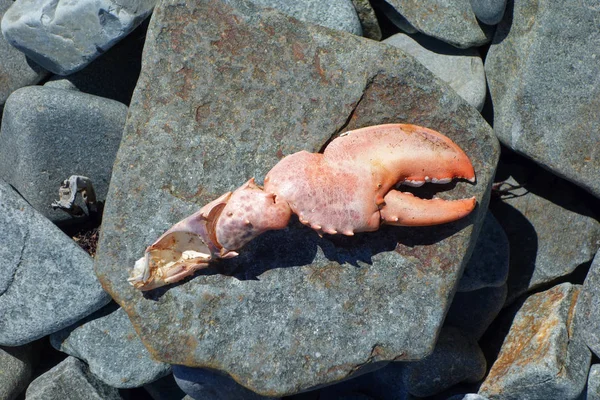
[{"left": 129, "top": 124, "right": 477, "bottom": 290}]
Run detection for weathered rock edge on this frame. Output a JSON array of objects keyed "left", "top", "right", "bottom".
[{"left": 95, "top": 0, "right": 499, "bottom": 396}]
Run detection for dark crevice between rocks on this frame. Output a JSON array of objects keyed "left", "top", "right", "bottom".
[
  {"left": 318, "top": 72, "right": 379, "bottom": 154},
  {"left": 57, "top": 201, "right": 104, "bottom": 258}
]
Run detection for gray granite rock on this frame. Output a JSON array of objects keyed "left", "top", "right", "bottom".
[
  {"left": 250, "top": 0, "right": 362, "bottom": 36},
  {"left": 445, "top": 284, "right": 507, "bottom": 340},
  {"left": 350, "top": 0, "right": 381, "bottom": 40},
  {"left": 43, "top": 19, "right": 147, "bottom": 106},
  {"left": 94, "top": 0, "right": 499, "bottom": 396},
  {"left": 144, "top": 374, "right": 187, "bottom": 400},
  {"left": 400, "top": 326, "right": 487, "bottom": 397},
  {"left": 486, "top": 0, "right": 600, "bottom": 199},
  {"left": 0, "top": 86, "right": 127, "bottom": 224},
  {"left": 320, "top": 327, "right": 485, "bottom": 398},
  {"left": 173, "top": 366, "right": 277, "bottom": 400},
  {"left": 0, "top": 345, "right": 34, "bottom": 400},
  {"left": 379, "top": 0, "right": 492, "bottom": 48},
  {"left": 0, "top": 0, "right": 47, "bottom": 107},
  {"left": 470, "top": 0, "right": 507, "bottom": 25},
  {"left": 576, "top": 250, "right": 600, "bottom": 358},
  {"left": 479, "top": 283, "right": 591, "bottom": 400},
  {"left": 25, "top": 356, "right": 122, "bottom": 400},
  {"left": 0, "top": 179, "right": 110, "bottom": 346},
  {"left": 458, "top": 212, "right": 509, "bottom": 292},
  {"left": 50, "top": 305, "right": 171, "bottom": 388},
  {"left": 588, "top": 364, "right": 600, "bottom": 400},
  {"left": 383, "top": 33, "right": 486, "bottom": 111},
  {"left": 489, "top": 159, "right": 600, "bottom": 305},
  {"left": 1, "top": 0, "right": 154, "bottom": 75}
]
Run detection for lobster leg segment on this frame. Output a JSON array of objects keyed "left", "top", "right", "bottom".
[{"left": 380, "top": 190, "right": 476, "bottom": 227}]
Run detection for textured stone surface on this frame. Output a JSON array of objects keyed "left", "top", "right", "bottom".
[
  {"left": 383, "top": 33, "right": 486, "bottom": 111},
  {"left": 489, "top": 158, "right": 600, "bottom": 304},
  {"left": 0, "top": 86, "right": 127, "bottom": 224},
  {"left": 25, "top": 356, "right": 122, "bottom": 400},
  {"left": 400, "top": 327, "right": 487, "bottom": 397},
  {"left": 0, "top": 0, "right": 47, "bottom": 106},
  {"left": 250, "top": 0, "right": 361, "bottom": 35},
  {"left": 576, "top": 250, "right": 600, "bottom": 358},
  {"left": 486, "top": 0, "right": 600, "bottom": 199},
  {"left": 588, "top": 364, "right": 600, "bottom": 400},
  {"left": 0, "top": 179, "right": 110, "bottom": 346},
  {"left": 458, "top": 211, "right": 509, "bottom": 292},
  {"left": 379, "top": 0, "right": 491, "bottom": 48},
  {"left": 446, "top": 284, "right": 507, "bottom": 340},
  {"left": 50, "top": 305, "right": 171, "bottom": 388},
  {"left": 350, "top": 0, "right": 381, "bottom": 40},
  {"left": 44, "top": 19, "right": 147, "bottom": 106},
  {"left": 0, "top": 345, "right": 34, "bottom": 400},
  {"left": 470, "top": 0, "right": 507, "bottom": 25},
  {"left": 479, "top": 283, "right": 591, "bottom": 400},
  {"left": 173, "top": 366, "right": 277, "bottom": 400},
  {"left": 1, "top": 0, "right": 154, "bottom": 75},
  {"left": 94, "top": 0, "right": 498, "bottom": 396}
]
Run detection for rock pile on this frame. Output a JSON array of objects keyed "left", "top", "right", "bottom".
[{"left": 0, "top": 0, "right": 598, "bottom": 399}]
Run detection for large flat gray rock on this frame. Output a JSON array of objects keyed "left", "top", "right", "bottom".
[
  {"left": 25, "top": 357, "right": 122, "bottom": 400},
  {"left": 379, "top": 0, "right": 491, "bottom": 48},
  {"left": 0, "top": 0, "right": 47, "bottom": 107},
  {"left": 0, "top": 86, "right": 127, "bottom": 224},
  {"left": 50, "top": 305, "right": 171, "bottom": 388},
  {"left": 94, "top": 0, "right": 498, "bottom": 396},
  {"left": 486, "top": 0, "right": 600, "bottom": 199},
  {"left": 1, "top": 0, "right": 154, "bottom": 75},
  {"left": 479, "top": 283, "right": 591, "bottom": 400},
  {"left": 0, "top": 179, "right": 110, "bottom": 346}
]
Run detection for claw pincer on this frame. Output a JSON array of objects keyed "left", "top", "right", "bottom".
[{"left": 129, "top": 124, "right": 477, "bottom": 290}]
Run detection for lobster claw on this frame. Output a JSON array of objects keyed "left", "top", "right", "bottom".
[{"left": 127, "top": 192, "right": 236, "bottom": 291}]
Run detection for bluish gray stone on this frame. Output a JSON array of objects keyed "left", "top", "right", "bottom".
[
  {"left": 479, "top": 283, "right": 591, "bottom": 400},
  {"left": 576, "top": 250, "right": 600, "bottom": 358},
  {"left": 400, "top": 327, "right": 487, "bottom": 397},
  {"left": 379, "top": 0, "right": 492, "bottom": 48},
  {"left": 25, "top": 357, "right": 122, "bottom": 400},
  {"left": 588, "top": 364, "right": 600, "bottom": 400},
  {"left": 447, "top": 395, "right": 489, "bottom": 400},
  {"left": 94, "top": 0, "right": 499, "bottom": 396},
  {"left": 383, "top": 33, "right": 486, "bottom": 110},
  {"left": 486, "top": 0, "right": 600, "bottom": 200},
  {"left": 50, "top": 306, "right": 171, "bottom": 388},
  {"left": 249, "top": 0, "right": 362, "bottom": 36},
  {"left": 144, "top": 374, "right": 187, "bottom": 400},
  {"left": 0, "top": 0, "right": 47, "bottom": 107},
  {"left": 0, "top": 85, "right": 127, "bottom": 224},
  {"left": 445, "top": 284, "right": 507, "bottom": 340},
  {"left": 0, "top": 345, "right": 34, "bottom": 400},
  {"left": 458, "top": 211, "right": 509, "bottom": 292},
  {"left": 470, "top": 0, "right": 507, "bottom": 25},
  {"left": 173, "top": 366, "right": 277, "bottom": 400},
  {"left": 43, "top": 19, "right": 147, "bottom": 106},
  {"left": 0, "top": 179, "right": 110, "bottom": 346},
  {"left": 490, "top": 162, "right": 600, "bottom": 305},
  {"left": 1, "top": 0, "right": 154, "bottom": 75}
]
